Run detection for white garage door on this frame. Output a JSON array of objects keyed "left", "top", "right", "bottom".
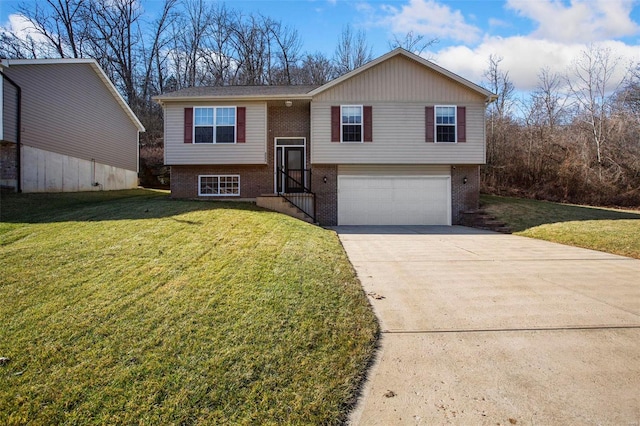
[{"left": 338, "top": 175, "right": 451, "bottom": 225}]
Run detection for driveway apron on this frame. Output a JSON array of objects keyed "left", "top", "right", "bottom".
[{"left": 335, "top": 226, "right": 640, "bottom": 425}]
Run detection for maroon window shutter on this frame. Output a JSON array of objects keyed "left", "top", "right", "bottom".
[
  {"left": 236, "top": 107, "right": 246, "bottom": 143},
  {"left": 331, "top": 106, "right": 340, "bottom": 142},
  {"left": 184, "top": 107, "right": 193, "bottom": 144},
  {"left": 425, "top": 106, "right": 434, "bottom": 142},
  {"left": 457, "top": 106, "right": 466, "bottom": 142},
  {"left": 363, "top": 106, "right": 372, "bottom": 142}
]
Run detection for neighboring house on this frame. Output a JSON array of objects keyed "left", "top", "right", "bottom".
[
  {"left": 0, "top": 59, "right": 145, "bottom": 193},
  {"left": 154, "top": 48, "right": 496, "bottom": 226}
]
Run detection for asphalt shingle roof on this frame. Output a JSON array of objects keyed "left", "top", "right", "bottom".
[{"left": 156, "top": 84, "right": 320, "bottom": 99}]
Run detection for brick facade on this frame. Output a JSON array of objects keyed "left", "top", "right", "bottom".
[
  {"left": 451, "top": 164, "right": 480, "bottom": 224},
  {"left": 311, "top": 164, "right": 338, "bottom": 226},
  {"left": 170, "top": 101, "right": 312, "bottom": 201},
  {"left": 170, "top": 164, "right": 272, "bottom": 199}
]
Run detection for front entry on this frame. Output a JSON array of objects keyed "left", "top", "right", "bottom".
[{"left": 275, "top": 138, "right": 306, "bottom": 193}]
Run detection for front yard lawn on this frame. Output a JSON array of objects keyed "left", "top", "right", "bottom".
[
  {"left": 481, "top": 195, "right": 640, "bottom": 259},
  {"left": 0, "top": 190, "right": 378, "bottom": 425}
]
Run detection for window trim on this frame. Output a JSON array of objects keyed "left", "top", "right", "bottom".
[
  {"left": 198, "top": 174, "right": 240, "bottom": 196},
  {"left": 340, "top": 104, "right": 364, "bottom": 143},
  {"left": 434, "top": 105, "right": 457, "bottom": 144},
  {"left": 193, "top": 106, "right": 237, "bottom": 144}
]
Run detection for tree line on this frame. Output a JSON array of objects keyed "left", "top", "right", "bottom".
[
  {"left": 1, "top": 0, "right": 382, "bottom": 186},
  {"left": 2, "top": 0, "right": 639, "bottom": 206},
  {"left": 483, "top": 48, "right": 639, "bottom": 207}
]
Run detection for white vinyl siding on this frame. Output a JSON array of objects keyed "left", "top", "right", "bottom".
[
  {"left": 164, "top": 102, "right": 266, "bottom": 165},
  {"left": 311, "top": 102, "right": 485, "bottom": 164}
]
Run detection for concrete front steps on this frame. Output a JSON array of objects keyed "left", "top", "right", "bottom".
[
  {"left": 256, "top": 194, "right": 315, "bottom": 224},
  {"left": 460, "top": 209, "right": 511, "bottom": 233}
]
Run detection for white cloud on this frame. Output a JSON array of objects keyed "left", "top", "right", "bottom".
[
  {"left": 426, "top": 36, "right": 639, "bottom": 92},
  {"left": 506, "top": 0, "right": 640, "bottom": 42},
  {"left": 381, "top": 0, "right": 482, "bottom": 44},
  {"left": 1, "top": 13, "right": 47, "bottom": 43}
]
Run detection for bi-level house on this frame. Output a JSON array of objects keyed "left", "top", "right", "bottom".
[{"left": 154, "top": 48, "right": 496, "bottom": 226}]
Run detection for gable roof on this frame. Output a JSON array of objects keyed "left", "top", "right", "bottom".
[
  {"left": 309, "top": 48, "right": 495, "bottom": 100},
  {"left": 0, "top": 58, "right": 145, "bottom": 132},
  {"left": 153, "top": 48, "right": 496, "bottom": 103}
]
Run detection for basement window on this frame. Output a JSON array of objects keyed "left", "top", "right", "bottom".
[{"left": 198, "top": 175, "right": 240, "bottom": 196}]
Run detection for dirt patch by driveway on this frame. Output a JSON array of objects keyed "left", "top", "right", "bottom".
[{"left": 336, "top": 226, "right": 640, "bottom": 425}]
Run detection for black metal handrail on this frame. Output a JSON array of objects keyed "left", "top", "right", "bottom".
[{"left": 277, "top": 167, "right": 316, "bottom": 223}]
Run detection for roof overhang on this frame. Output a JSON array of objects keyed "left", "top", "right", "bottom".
[
  {"left": 153, "top": 93, "right": 314, "bottom": 105},
  {"left": 0, "top": 58, "right": 145, "bottom": 132}
]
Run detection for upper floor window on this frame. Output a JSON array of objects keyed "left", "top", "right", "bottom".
[
  {"left": 341, "top": 105, "right": 363, "bottom": 142},
  {"left": 435, "top": 106, "right": 456, "bottom": 143},
  {"left": 194, "top": 107, "right": 236, "bottom": 143}
]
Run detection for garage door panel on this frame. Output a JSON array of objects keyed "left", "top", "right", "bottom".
[{"left": 338, "top": 175, "right": 451, "bottom": 225}]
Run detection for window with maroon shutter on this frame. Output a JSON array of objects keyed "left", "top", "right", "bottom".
[
  {"left": 188, "top": 106, "right": 239, "bottom": 143},
  {"left": 331, "top": 106, "right": 340, "bottom": 142},
  {"left": 428, "top": 105, "right": 465, "bottom": 143},
  {"left": 363, "top": 106, "right": 372, "bottom": 142},
  {"left": 340, "top": 105, "right": 366, "bottom": 143},
  {"left": 184, "top": 108, "right": 193, "bottom": 143},
  {"left": 457, "top": 106, "right": 466, "bottom": 142},
  {"left": 425, "top": 106, "right": 434, "bottom": 142},
  {"left": 236, "top": 107, "right": 246, "bottom": 143}
]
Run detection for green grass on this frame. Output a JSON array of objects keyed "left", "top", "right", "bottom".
[
  {"left": 0, "top": 190, "right": 378, "bottom": 425},
  {"left": 481, "top": 194, "right": 640, "bottom": 259}
]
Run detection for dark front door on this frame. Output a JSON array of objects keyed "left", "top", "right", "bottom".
[{"left": 285, "top": 147, "right": 304, "bottom": 193}]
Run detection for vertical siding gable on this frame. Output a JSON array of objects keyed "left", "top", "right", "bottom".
[{"left": 313, "top": 55, "right": 487, "bottom": 103}]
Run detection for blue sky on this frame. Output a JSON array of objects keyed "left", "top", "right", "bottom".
[{"left": 2, "top": 0, "right": 639, "bottom": 91}]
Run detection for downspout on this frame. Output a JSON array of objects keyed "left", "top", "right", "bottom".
[{"left": 0, "top": 70, "right": 22, "bottom": 193}]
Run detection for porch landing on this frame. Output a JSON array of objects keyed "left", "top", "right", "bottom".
[{"left": 256, "top": 194, "right": 315, "bottom": 224}]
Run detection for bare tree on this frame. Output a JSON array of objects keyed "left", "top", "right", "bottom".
[
  {"left": 264, "top": 17, "right": 301, "bottom": 84},
  {"left": 84, "top": 0, "right": 143, "bottom": 104},
  {"left": 168, "top": 0, "right": 214, "bottom": 88},
  {"left": 201, "top": 3, "right": 235, "bottom": 86},
  {"left": 230, "top": 13, "right": 270, "bottom": 85},
  {"left": 139, "top": 0, "right": 178, "bottom": 101},
  {"left": 333, "top": 24, "right": 372, "bottom": 75},
  {"left": 567, "top": 44, "right": 621, "bottom": 169},
  {"left": 14, "top": 0, "right": 88, "bottom": 58},
  {"left": 0, "top": 31, "right": 39, "bottom": 58},
  {"left": 295, "top": 52, "right": 335, "bottom": 85},
  {"left": 483, "top": 54, "right": 515, "bottom": 120},
  {"left": 388, "top": 31, "right": 437, "bottom": 56}
]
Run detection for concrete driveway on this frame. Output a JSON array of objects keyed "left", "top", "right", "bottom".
[{"left": 335, "top": 226, "right": 640, "bottom": 425}]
